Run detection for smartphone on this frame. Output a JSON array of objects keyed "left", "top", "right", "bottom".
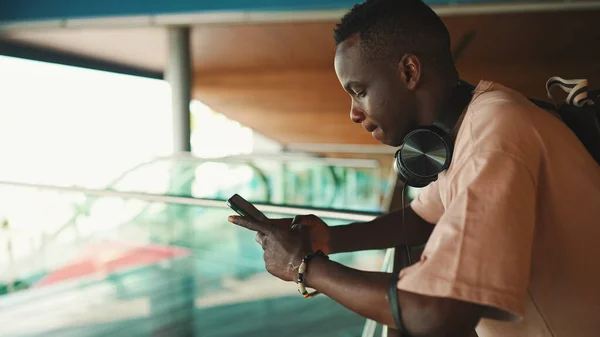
[{"left": 226, "top": 194, "right": 269, "bottom": 222}]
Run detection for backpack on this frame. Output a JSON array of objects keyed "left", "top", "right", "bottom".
[{"left": 533, "top": 76, "right": 600, "bottom": 164}]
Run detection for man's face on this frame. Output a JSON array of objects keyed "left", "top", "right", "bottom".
[{"left": 334, "top": 37, "right": 417, "bottom": 146}]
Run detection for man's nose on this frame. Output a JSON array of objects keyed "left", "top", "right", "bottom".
[{"left": 350, "top": 101, "right": 365, "bottom": 124}]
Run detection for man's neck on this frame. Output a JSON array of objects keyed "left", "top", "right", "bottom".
[{"left": 416, "top": 78, "right": 458, "bottom": 127}]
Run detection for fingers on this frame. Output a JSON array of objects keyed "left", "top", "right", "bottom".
[
  {"left": 291, "top": 214, "right": 321, "bottom": 228},
  {"left": 228, "top": 216, "right": 271, "bottom": 234},
  {"left": 268, "top": 218, "right": 294, "bottom": 228},
  {"left": 230, "top": 215, "right": 320, "bottom": 233}
]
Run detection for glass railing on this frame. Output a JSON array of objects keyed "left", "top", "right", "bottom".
[
  {"left": 0, "top": 183, "right": 386, "bottom": 337},
  {"left": 0, "top": 153, "right": 390, "bottom": 213},
  {"left": 108, "top": 154, "right": 388, "bottom": 212}
]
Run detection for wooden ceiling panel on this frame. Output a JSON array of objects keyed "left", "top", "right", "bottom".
[
  {"left": 189, "top": 10, "right": 600, "bottom": 145},
  {"left": 191, "top": 22, "right": 337, "bottom": 71},
  {"left": 459, "top": 60, "right": 600, "bottom": 100},
  {"left": 445, "top": 10, "right": 600, "bottom": 65},
  {"left": 193, "top": 57, "right": 600, "bottom": 145},
  {"left": 193, "top": 68, "right": 378, "bottom": 145},
  {"left": 188, "top": 9, "right": 600, "bottom": 72}
]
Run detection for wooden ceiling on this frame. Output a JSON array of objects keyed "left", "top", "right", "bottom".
[
  {"left": 2, "top": 9, "right": 600, "bottom": 146},
  {"left": 191, "top": 10, "right": 600, "bottom": 71},
  {"left": 191, "top": 9, "right": 600, "bottom": 145}
]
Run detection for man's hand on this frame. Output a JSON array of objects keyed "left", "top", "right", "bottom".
[
  {"left": 290, "top": 214, "right": 332, "bottom": 255},
  {"left": 265, "top": 218, "right": 295, "bottom": 229},
  {"left": 229, "top": 214, "right": 483, "bottom": 336},
  {"left": 228, "top": 215, "right": 312, "bottom": 282},
  {"left": 262, "top": 208, "right": 433, "bottom": 256},
  {"left": 256, "top": 215, "right": 332, "bottom": 255}
]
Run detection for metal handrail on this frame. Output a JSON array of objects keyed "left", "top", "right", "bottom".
[{"left": 168, "top": 152, "right": 382, "bottom": 168}]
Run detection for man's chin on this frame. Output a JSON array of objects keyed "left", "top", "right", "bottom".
[
  {"left": 371, "top": 129, "right": 402, "bottom": 147},
  {"left": 372, "top": 128, "right": 386, "bottom": 143},
  {"left": 382, "top": 140, "right": 402, "bottom": 147},
  {"left": 375, "top": 134, "right": 402, "bottom": 147}
]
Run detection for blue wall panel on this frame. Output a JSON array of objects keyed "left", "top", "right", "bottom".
[{"left": 0, "top": 0, "right": 515, "bottom": 23}]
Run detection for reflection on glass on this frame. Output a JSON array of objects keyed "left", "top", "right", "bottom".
[
  {"left": 0, "top": 154, "right": 389, "bottom": 212},
  {"left": 108, "top": 155, "right": 388, "bottom": 212},
  {"left": 0, "top": 187, "right": 385, "bottom": 337}
]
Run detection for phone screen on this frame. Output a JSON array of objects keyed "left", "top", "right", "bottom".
[{"left": 226, "top": 194, "right": 269, "bottom": 222}]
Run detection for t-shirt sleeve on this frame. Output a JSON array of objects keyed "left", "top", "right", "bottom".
[{"left": 397, "top": 150, "right": 537, "bottom": 321}]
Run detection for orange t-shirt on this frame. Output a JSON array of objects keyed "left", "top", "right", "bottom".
[{"left": 400, "top": 80, "right": 600, "bottom": 336}]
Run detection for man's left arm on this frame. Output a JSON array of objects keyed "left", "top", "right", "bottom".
[{"left": 305, "top": 256, "right": 485, "bottom": 337}]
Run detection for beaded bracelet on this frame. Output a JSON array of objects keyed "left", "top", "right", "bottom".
[{"left": 297, "top": 250, "right": 328, "bottom": 298}]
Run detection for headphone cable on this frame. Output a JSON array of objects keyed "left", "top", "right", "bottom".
[{"left": 401, "top": 183, "right": 413, "bottom": 266}]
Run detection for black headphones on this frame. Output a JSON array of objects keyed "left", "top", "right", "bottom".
[{"left": 394, "top": 80, "right": 475, "bottom": 188}]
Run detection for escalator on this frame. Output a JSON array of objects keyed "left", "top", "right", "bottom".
[{"left": 0, "top": 154, "right": 391, "bottom": 337}]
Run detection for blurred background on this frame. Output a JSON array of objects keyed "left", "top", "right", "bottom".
[{"left": 0, "top": 0, "right": 598, "bottom": 336}]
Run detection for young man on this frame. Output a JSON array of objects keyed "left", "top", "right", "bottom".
[{"left": 229, "top": 0, "right": 600, "bottom": 336}]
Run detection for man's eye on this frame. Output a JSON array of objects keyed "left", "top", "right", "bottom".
[{"left": 356, "top": 90, "right": 366, "bottom": 98}]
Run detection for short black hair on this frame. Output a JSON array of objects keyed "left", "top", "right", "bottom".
[{"left": 334, "top": 0, "right": 455, "bottom": 72}]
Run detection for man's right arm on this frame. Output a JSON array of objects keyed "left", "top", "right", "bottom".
[{"left": 329, "top": 205, "right": 434, "bottom": 254}]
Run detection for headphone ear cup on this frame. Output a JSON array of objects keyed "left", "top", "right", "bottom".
[
  {"left": 393, "top": 147, "right": 411, "bottom": 184},
  {"left": 394, "top": 126, "right": 453, "bottom": 188},
  {"left": 394, "top": 147, "right": 433, "bottom": 188}
]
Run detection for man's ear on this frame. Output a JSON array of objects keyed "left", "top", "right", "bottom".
[{"left": 397, "top": 54, "right": 421, "bottom": 90}]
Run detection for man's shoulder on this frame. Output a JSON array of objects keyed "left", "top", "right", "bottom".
[
  {"left": 450, "top": 80, "right": 556, "bottom": 173},
  {"left": 465, "top": 81, "right": 543, "bottom": 147},
  {"left": 469, "top": 80, "right": 537, "bottom": 119}
]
